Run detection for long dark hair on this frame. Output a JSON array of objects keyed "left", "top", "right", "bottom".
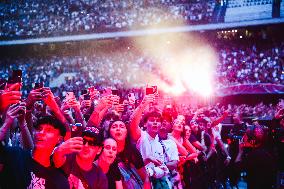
[{"left": 107, "top": 120, "right": 132, "bottom": 150}]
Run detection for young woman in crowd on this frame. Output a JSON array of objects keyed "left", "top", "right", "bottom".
[
  {"left": 108, "top": 120, "right": 151, "bottom": 189},
  {"left": 168, "top": 116, "right": 198, "bottom": 158},
  {"left": 95, "top": 137, "right": 123, "bottom": 189}
]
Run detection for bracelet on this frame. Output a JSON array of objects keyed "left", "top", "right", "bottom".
[{"left": 226, "top": 156, "right": 231, "bottom": 160}]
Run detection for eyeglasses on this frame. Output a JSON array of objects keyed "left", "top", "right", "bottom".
[{"left": 83, "top": 138, "right": 98, "bottom": 146}]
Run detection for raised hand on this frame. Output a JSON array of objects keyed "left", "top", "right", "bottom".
[
  {"left": 4, "top": 102, "right": 26, "bottom": 125},
  {"left": 57, "top": 137, "right": 84, "bottom": 155},
  {"left": 141, "top": 94, "right": 155, "bottom": 107},
  {"left": 0, "top": 83, "right": 22, "bottom": 112},
  {"left": 41, "top": 88, "right": 58, "bottom": 110},
  {"left": 26, "top": 88, "right": 43, "bottom": 110}
]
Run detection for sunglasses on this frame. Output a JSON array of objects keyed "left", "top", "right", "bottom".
[{"left": 83, "top": 138, "right": 98, "bottom": 146}]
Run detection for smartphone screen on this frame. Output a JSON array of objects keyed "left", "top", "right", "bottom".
[
  {"left": 34, "top": 82, "right": 43, "bottom": 89},
  {"left": 146, "top": 87, "right": 153, "bottom": 95}
]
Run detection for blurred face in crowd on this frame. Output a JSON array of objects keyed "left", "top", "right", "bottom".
[
  {"left": 177, "top": 115, "right": 185, "bottom": 125},
  {"left": 233, "top": 113, "right": 241, "bottom": 124},
  {"left": 172, "top": 118, "right": 184, "bottom": 133},
  {"left": 198, "top": 121, "right": 206, "bottom": 131},
  {"left": 158, "top": 120, "right": 172, "bottom": 139},
  {"left": 109, "top": 121, "right": 127, "bottom": 142},
  {"left": 100, "top": 138, "right": 117, "bottom": 165},
  {"left": 126, "top": 105, "right": 135, "bottom": 115},
  {"left": 146, "top": 116, "right": 161, "bottom": 137},
  {"left": 209, "top": 111, "right": 217, "bottom": 121},
  {"left": 184, "top": 125, "right": 192, "bottom": 140},
  {"left": 77, "top": 136, "right": 102, "bottom": 161},
  {"left": 33, "top": 124, "right": 62, "bottom": 150},
  {"left": 190, "top": 121, "right": 199, "bottom": 134}
]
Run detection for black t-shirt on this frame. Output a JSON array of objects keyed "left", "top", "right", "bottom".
[
  {"left": 236, "top": 148, "right": 276, "bottom": 189},
  {"left": 116, "top": 143, "right": 144, "bottom": 170},
  {"left": 189, "top": 132, "right": 211, "bottom": 148},
  {"left": 62, "top": 154, "right": 108, "bottom": 189},
  {"left": 0, "top": 146, "right": 69, "bottom": 189},
  {"left": 106, "top": 161, "right": 122, "bottom": 189}
]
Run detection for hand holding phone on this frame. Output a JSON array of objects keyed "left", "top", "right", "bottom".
[
  {"left": 5, "top": 102, "right": 26, "bottom": 125},
  {"left": 84, "top": 94, "right": 91, "bottom": 100},
  {"left": 128, "top": 93, "right": 135, "bottom": 105},
  {"left": 66, "top": 92, "right": 75, "bottom": 101},
  {"left": 34, "top": 82, "right": 44, "bottom": 90},
  {"left": 0, "top": 85, "right": 22, "bottom": 112}
]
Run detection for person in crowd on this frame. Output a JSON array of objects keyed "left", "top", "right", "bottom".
[
  {"left": 207, "top": 112, "right": 232, "bottom": 188},
  {"left": 234, "top": 125, "right": 277, "bottom": 189},
  {"left": 158, "top": 117, "right": 183, "bottom": 189},
  {"left": 53, "top": 129, "right": 108, "bottom": 189},
  {"left": 129, "top": 94, "right": 170, "bottom": 189},
  {"left": 168, "top": 115, "right": 198, "bottom": 157},
  {"left": 0, "top": 116, "right": 70, "bottom": 189},
  {"left": 95, "top": 137, "right": 123, "bottom": 189},
  {"left": 108, "top": 119, "right": 151, "bottom": 189}
]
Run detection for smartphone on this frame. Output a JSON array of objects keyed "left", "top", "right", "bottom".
[
  {"left": 9, "top": 70, "right": 22, "bottom": 84},
  {"left": 112, "top": 89, "right": 118, "bottom": 96},
  {"left": 71, "top": 123, "right": 82, "bottom": 132},
  {"left": 146, "top": 87, "right": 154, "bottom": 95},
  {"left": 34, "top": 82, "right": 44, "bottom": 89},
  {"left": 84, "top": 94, "right": 91, "bottom": 100},
  {"left": 81, "top": 89, "right": 88, "bottom": 95},
  {"left": 66, "top": 92, "right": 75, "bottom": 100},
  {"left": 152, "top": 86, "right": 157, "bottom": 94}
]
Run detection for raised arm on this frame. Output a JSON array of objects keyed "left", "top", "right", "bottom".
[
  {"left": 42, "top": 88, "right": 71, "bottom": 140},
  {"left": 53, "top": 137, "right": 83, "bottom": 168},
  {"left": 87, "top": 96, "right": 113, "bottom": 127},
  {"left": 129, "top": 94, "right": 154, "bottom": 142}
]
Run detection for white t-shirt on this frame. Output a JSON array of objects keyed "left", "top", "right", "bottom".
[
  {"left": 136, "top": 131, "right": 168, "bottom": 178},
  {"left": 212, "top": 123, "right": 222, "bottom": 144},
  {"left": 160, "top": 138, "right": 179, "bottom": 163},
  {"left": 136, "top": 130, "right": 164, "bottom": 163}
]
